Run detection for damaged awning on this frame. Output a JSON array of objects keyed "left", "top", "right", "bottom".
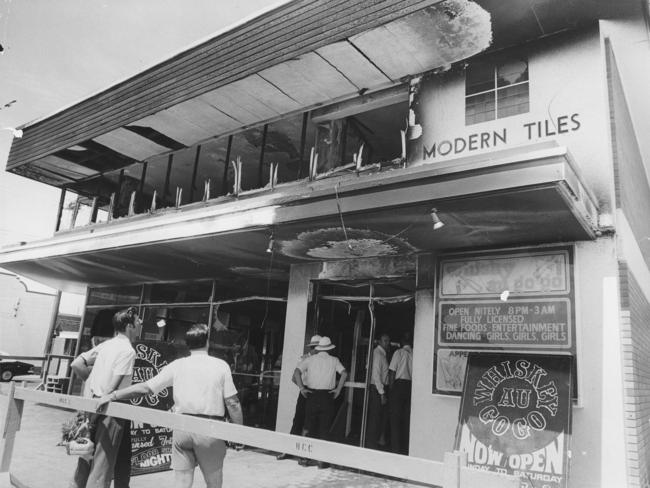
[
  {"left": 5, "top": 0, "right": 635, "bottom": 185},
  {"left": 0, "top": 144, "right": 599, "bottom": 292}
]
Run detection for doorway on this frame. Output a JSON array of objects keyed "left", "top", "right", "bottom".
[{"left": 311, "top": 278, "right": 415, "bottom": 452}]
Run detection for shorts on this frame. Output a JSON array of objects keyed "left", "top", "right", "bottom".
[{"left": 171, "top": 429, "right": 227, "bottom": 475}]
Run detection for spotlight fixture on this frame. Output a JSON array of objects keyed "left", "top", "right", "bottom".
[
  {"left": 430, "top": 208, "right": 444, "bottom": 230},
  {"left": 266, "top": 232, "right": 274, "bottom": 253}
]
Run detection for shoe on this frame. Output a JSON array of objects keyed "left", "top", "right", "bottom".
[
  {"left": 317, "top": 462, "right": 330, "bottom": 469},
  {"left": 276, "top": 453, "right": 290, "bottom": 460}
]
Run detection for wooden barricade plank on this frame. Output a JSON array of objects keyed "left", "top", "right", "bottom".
[
  {"left": 10, "top": 387, "right": 520, "bottom": 488},
  {"left": 1, "top": 384, "right": 24, "bottom": 475}
]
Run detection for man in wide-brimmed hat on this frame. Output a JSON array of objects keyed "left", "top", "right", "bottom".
[
  {"left": 276, "top": 334, "right": 322, "bottom": 461},
  {"left": 294, "top": 336, "right": 348, "bottom": 468}
]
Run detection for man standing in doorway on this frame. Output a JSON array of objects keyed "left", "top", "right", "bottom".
[
  {"left": 388, "top": 332, "right": 413, "bottom": 455},
  {"left": 366, "top": 333, "right": 390, "bottom": 449},
  {"left": 97, "top": 323, "right": 243, "bottom": 488},
  {"left": 70, "top": 307, "right": 139, "bottom": 488},
  {"left": 295, "top": 336, "right": 348, "bottom": 469},
  {"left": 276, "top": 334, "right": 321, "bottom": 460}
]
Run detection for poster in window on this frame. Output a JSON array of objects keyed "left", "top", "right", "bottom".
[
  {"left": 129, "top": 341, "right": 189, "bottom": 476},
  {"left": 454, "top": 352, "right": 572, "bottom": 488}
]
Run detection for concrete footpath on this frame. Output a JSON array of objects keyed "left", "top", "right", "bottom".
[{"left": 0, "top": 387, "right": 425, "bottom": 488}]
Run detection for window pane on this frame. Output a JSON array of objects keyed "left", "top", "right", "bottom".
[
  {"left": 143, "top": 281, "right": 213, "bottom": 304},
  {"left": 497, "top": 59, "right": 528, "bottom": 88},
  {"left": 465, "top": 92, "right": 496, "bottom": 125},
  {"left": 349, "top": 101, "right": 407, "bottom": 164},
  {"left": 166, "top": 147, "right": 197, "bottom": 206},
  {"left": 140, "top": 306, "right": 210, "bottom": 343},
  {"left": 465, "top": 60, "right": 494, "bottom": 95},
  {"left": 497, "top": 84, "right": 529, "bottom": 118},
  {"left": 229, "top": 127, "right": 264, "bottom": 192},
  {"left": 87, "top": 286, "right": 142, "bottom": 306},
  {"left": 142, "top": 154, "right": 174, "bottom": 209},
  {"left": 101, "top": 164, "right": 146, "bottom": 217},
  {"left": 342, "top": 118, "right": 365, "bottom": 166},
  {"left": 195, "top": 137, "right": 230, "bottom": 199},
  {"left": 313, "top": 119, "right": 345, "bottom": 173},
  {"left": 263, "top": 115, "right": 305, "bottom": 184}
]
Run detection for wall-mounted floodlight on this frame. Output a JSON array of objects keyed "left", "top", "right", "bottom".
[{"left": 430, "top": 208, "right": 445, "bottom": 230}]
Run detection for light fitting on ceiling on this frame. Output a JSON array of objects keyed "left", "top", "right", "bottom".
[
  {"left": 430, "top": 208, "right": 445, "bottom": 230},
  {"left": 266, "top": 232, "right": 275, "bottom": 254}
]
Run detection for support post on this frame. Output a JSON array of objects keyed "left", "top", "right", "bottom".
[
  {"left": 442, "top": 450, "right": 465, "bottom": 488},
  {"left": 0, "top": 383, "right": 24, "bottom": 478}
]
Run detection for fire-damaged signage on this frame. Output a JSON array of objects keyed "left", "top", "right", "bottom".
[
  {"left": 433, "top": 247, "right": 576, "bottom": 395},
  {"left": 129, "top": 341, "right": 188, "bottom": 476},
  {"left": 455, "top": 353, "right": 572, "bottom": 488}
]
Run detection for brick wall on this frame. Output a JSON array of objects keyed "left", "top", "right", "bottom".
[{"left": 620, "top": 261, "right": 650, "bottom": 488}]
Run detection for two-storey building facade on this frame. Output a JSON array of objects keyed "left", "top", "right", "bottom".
[{"left": 1, "top": 1, "right": 649, "bottom": 486}]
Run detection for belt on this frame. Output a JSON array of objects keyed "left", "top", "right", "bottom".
[{"left": 186, "top": 413, "right": 225, "bottom": 421}]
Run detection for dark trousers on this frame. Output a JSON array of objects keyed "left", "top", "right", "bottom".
[
  {"left": 365, "top": 384, "right": 388, "bottom": 449},
  {"left": 304, "top": 390, "right": 335, "bottom": 440},
  {"left": 389, "top": 379, "right": 411, "bottom": 455},
  {"left": 290, "top": 393, "right": 307, "bottom": 435},
  {"left": 69, "top": 415, "right": 131, "bottom": 488}
]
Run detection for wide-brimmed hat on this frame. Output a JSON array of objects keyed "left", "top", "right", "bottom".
[
  {"left": 315, "top": 336, "right": 336, "bottom": 351},
  {"left": 308, "top": 335, "right": 322, "bottom": 347}
]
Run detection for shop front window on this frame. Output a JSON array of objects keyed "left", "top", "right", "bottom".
[
  {"left": 140, "top": 306, "right": 210, "bottom": 343},
  {"left": 209, "top": 300, "right": 286, "bottom": 430}
]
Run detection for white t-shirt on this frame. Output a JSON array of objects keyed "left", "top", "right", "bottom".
[
  {"left": 80, "top": 334, "right": 136, "bottom": 397},
  {"left": 388, "top": 345, "right": 413, "bottom": 381},
  {"left": 371, "top": 345, "right": 389, "bottom": 394},
  {"left": 146, "top": 350, "right": 237, "bottom": 416},
  {"left": 298, "top": 351, "right": 345, "bottom": 390}
]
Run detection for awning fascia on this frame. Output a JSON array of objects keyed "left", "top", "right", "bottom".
[{"left": 0, "top": 143, "right": 599, "bottom": 267}]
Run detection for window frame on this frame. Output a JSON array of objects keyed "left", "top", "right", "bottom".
[{"left": 464, "top": 55, "right": 530, "bottom": 126}]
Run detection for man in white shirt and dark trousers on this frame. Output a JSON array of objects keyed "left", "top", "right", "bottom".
[
  {"left": 276, "top": 334, "right": 321, "bottom": 461},
  {"left": 70, "top": 307, "right": 139, "bottom": 488},
  {"left": 365, "top": 333, "right": 390, "bottom": 449},
  {"left": 388, "top": 332, "right": 413, "bottom": 455},
  {"left": 97, "top": 323, "right": 243, "bottom": 488},
  {"left": 295, "top": 336, "right": 348, "bottom": 468}
]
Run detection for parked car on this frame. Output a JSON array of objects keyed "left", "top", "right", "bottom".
[{"left": 0, "top": 351, "right": 35, "bottom": 381}]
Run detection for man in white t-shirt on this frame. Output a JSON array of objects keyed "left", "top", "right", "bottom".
[
  {"left": 97, "top": 323, "right": 243, "bottom": 488},
  {"left": 70, "top": 307, "right": 139, "bottom": 488},
  {"left": 366, "top": 333, "right": 390, "bottom": 449}
]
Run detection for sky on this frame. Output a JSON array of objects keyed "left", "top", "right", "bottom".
[
  {"left": 0, "top": 0, "right": 285, "bottom": 240},
  {"left": 0, "top": 0, "right": 283, "bottom": 310}
]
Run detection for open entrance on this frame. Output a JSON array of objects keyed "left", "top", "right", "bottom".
[{"left": 310, "top": 277, "right": 415, "bottom": 453}]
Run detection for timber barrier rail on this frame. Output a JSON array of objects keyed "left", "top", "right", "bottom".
[{"left": 0, "top": 384, "right": 520, "bottom": 488}]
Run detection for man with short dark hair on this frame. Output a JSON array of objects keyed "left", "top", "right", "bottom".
[
  {"left": 97, "top": 323, "right": 243, "bottom": 488},
  {"left": 366, "top": 333, "right": 390, "bottom": 449},
  {"left": 70, "top": 306, "right": 139, "bottom": 488},
  {"left": 388, "top": 332, "right": 413, "bottom": 455}
]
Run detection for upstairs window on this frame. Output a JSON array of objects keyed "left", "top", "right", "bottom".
[{"left": 465, "top": 56, "right": 529, "bottom": 125}]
